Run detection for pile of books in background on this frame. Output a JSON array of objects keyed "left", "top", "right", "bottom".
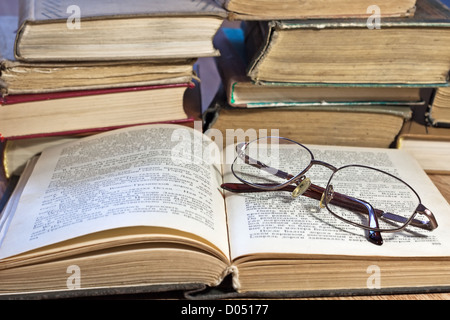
[
  {"left": 205, "top": 0, "right": 450, "bottom": 173},
  {"left": 2, "top": 0, "right": 450, "bottom": 189},
  {"left": 0, "top": 0, "right": 226, "bottom": 180}
]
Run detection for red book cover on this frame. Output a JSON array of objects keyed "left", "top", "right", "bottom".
[{"left": 0, "top": 82, "right": 198, "bottom": 140}]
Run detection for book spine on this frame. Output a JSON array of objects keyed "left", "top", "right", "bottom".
[{"left": 246, "top": 21, "right": 277, "bottom": 82}]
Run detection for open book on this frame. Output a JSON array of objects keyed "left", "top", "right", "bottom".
[{"left": 0, "top": 124, "right": 449, "bottom": 298}]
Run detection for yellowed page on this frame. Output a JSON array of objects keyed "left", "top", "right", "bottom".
[
  {"left": 224, "top": 144, "right": 450, "bottom": 260},
  {"left": 0, "top": 124, "right": 229, "bottom": 260}
]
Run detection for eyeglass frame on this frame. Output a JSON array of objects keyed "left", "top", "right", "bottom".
[{"left": 221, "top": 137, "right": 438, "bottom": 246}]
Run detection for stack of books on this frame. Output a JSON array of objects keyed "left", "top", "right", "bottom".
[
  {"left": 0, "top": 0, "right": 226, "bottom": 178},
  {"left": 207, "top": 0, "right": 450, "bottom": 150}
]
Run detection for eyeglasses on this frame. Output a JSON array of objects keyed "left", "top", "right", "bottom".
[{"left": 221, "top": 137, "right": 438, "bottom": 245}]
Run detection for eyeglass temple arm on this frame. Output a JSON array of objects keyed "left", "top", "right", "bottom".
[
  {"left": 221, "top": 182, "right": 383, "bottom": 245},
  {"left": 221, "top": 182, "right": 436, "bottom": 231}
]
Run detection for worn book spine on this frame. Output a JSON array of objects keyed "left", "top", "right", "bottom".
[{"left": 245, "top": 21, "right": 271, "bottom": 82}]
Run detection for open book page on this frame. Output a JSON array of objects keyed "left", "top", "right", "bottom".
[
  {"left": 224, "top": 144, "right": 450, "bottom": 260},
  {"left": 0, "top": 124, "right": 229, "bottom": 260}
]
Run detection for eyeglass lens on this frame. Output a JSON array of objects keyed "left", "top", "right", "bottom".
[
  {"left": 232, "top": 137, "right": 312, "bottom": 187},
  {"left": 326, "top": 166, "right": 420, "bottom": 231}
]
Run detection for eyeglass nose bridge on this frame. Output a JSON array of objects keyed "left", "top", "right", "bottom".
[{"left": 311, "top": 159, "right": 338, "bottom": 172}]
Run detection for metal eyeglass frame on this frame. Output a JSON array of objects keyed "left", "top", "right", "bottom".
[{"left": 221, "top": 137, "right": 438, "bottom": 246}]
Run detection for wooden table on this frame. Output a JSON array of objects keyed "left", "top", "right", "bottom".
[{"left": 430, "top": 175, "right": 450, "bottom": 201}]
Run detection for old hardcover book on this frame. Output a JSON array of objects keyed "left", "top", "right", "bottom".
[
  {"left": 0, "top": 83, "right": 192, "bottom": 139},
  {"left": 0, "top": 15, "right": 195, "bottom": 95},
  {"left": 428, "top": 86, "right": 450, "bottom": 127},
  {"left": 0, "top": 124, "right": 449, "bottom": 298},
  {"left": 2, "top": 136, "right": 84, "bottom": 179},
  {"left": 246, "top": 0, "right": 450, "bottom": 84},
  {"left": 14, "top": 0, "right": 226, "bottom": 62},
  {"left": 0, "top": 76, "right": 203, "bottom": 178},
  {"left": 207, "top": 102, "right": 412, "bottom": 148},
  {"left": 397, "top": 120, "right": 450, "bottom": 173},
  {"left": 215, "top": 28, "right": 425, "bottom": 108},
  {"left": 216, "top": 0, "right": 417, "bottom": 20}
]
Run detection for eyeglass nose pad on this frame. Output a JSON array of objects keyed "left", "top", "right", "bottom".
[
  {"left": 319, "top": 185, "right": 334, "bottom": 208},
  {"left": 292, "top": 177, "right": 311, "bottom": 198},
  {"left": 236, "top": 142, "right": 247, "bottom": 157},
  {"left": 236, "top": 142, "right": 247, "bottom": 152}
]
